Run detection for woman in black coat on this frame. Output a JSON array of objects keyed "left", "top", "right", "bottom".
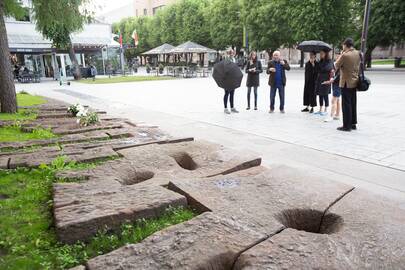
[
  {"left": 302, "top": 52, "right": 318, "bottom": 113},
  {"left": 245, "top": 51, "right": 263, "bottom": 110},
  {"left": 315, "top": 49, "right": 334, "bottom": 116}
]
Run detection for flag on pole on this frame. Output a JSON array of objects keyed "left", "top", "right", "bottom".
[
  {"left": 132, "top": 30, "right": 139, "bottom": 47},
  {"left": 118, "top": 31, "right": 123, "bottom": 48}
]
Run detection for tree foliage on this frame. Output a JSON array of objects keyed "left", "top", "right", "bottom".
[
  {"left": 364, "top": 0, "right": 405, "bottom": 66},
  {"left": 287, "top": 0, "right": 353, "bottom": 46},
  {"left": 31, "top": 0, "right": 92, "bottom": 49},
  {"left": 207, "top": 0, "right": 242, "bottom": 50},
  {"left": 242, "top": 0, "right": 293, "bottom": 51}
]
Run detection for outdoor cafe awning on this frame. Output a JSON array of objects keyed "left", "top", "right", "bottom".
[
  {"left": 142, "top": 43, "right": 175, "bottom": 55},
  {"left": 169, "top": 41, "right": 217, "bottom": 54}
]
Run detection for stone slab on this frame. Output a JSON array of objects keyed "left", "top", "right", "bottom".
[
  {"left": 234, "top": 189, "right": 405, "bottom": 269},
  {"left": 168, "top": 165, "right": 354, "bottom": 234},
  {"left": 8, "top": 146, "right": 119, "bottom": 169},
  {"left": 56, "top": 140, "right": 260, "bottom": 186},
  {"left": 53, "top": 181, "right": 187, "bottom": 244},
  {"left": 117, "top": 140, "right": 262, "bottom": 182},
  {"left": 86, "top": 212, "right": 267, "bottom": 270}
]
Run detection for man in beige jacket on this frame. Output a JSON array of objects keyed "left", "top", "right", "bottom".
[{"left": 335, "top": 38, "right": 361, "bottom": 132}]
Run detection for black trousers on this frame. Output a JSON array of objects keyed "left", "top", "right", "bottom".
[
  {"left": 224, "top": 89, "right": 235, "bottom": 108},
  {"left": 247, "top": 86, "right": 258, "bottom": 108},
  {"left": 341, "top": 86, "right": 357, "bottom": 128},
  {"left": 319, "top": 95, "right": 329, "bottom": 107}
]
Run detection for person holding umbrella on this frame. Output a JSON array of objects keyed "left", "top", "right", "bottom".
[
  {"left": 314, "top": 49, "right": 334, "bottom": 117},
  {"left": 245, "top": 51, "right": 263, "bottom": 110},
  {"left": 302, "top": 52, "right": 318, "bottom": 113},
  {"left": 267, "top": 51, "right": 290, "bottom": 113},
  {"left": 213, "top": 51, "right": 243, "bottom": 114}
]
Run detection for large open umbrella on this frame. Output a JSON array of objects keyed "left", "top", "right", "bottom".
[
  {"left": 170, "top": 41, "right": 217, "bottom": 54},
  {"left": 297, "top": 40, "right": 332, "bottom": 52},
  {"left": 213, "top": 60, "right": 243, "bottom": 90},
  {"left": 142, "top": 43, "right": 175, "bottom": 55}
]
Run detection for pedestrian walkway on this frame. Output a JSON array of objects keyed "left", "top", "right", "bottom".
[{"left": 16, "top": 69, "right": 405, "bottom": 202}]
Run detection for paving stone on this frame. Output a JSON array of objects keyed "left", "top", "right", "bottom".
[
  {"left": 86, "top": 212, "right": 267, "bottom": 270},
  {"left": 53, "top": 181, "right": 187, "bottom": 244},
  {"left": 68, "top": 266, "right": 86, "bottom": 270},
  {"left": 52, "top": 123, "right": 123, "bottom": 135},
  {"left": 168, "top": 165, "right": 354, "bottom": 234},
  {"left": 234, "top": 189, "right": 405, "bottom": 269},
  {"left": 0, "top": 156, "right": 10, "bottom": 169},
  {"left": 117, "top": 140, "right": 261, "bottom": 183},
  {"left": 8, "top": 146, "right": 119, "bottom": 168}
]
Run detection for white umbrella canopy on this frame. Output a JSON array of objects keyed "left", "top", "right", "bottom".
[
  {"left": 142, "top": 43, "right": 175, "bottom": 55},
  {"left": 169, "top": 41, "right": 217, "bottom": 54}
]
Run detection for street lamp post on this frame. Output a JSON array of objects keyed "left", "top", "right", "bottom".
[{"left": 360, "top": 0, "right": 372, "bottom": 54}]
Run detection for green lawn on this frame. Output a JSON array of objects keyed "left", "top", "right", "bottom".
[
  {"left": 0, "top": 110, "right": 37, "bottom": 122},
  {"left": 371, "top": 59, "right": 395, "bottom": 65},
  {"left": 16, "top": 93, "right": 47, "bottom": 107},
  {"left": 0, "top": 157, "right": 196, "bottom": 270},
  {"left": 0, "top": 126, "right": 57, "bottom": 142},
  {"left": 0, "top": 93, "right": 46, "bottom": 122},
  {"left": 79, "top": 75, "right": 175, "bottom": 84}
]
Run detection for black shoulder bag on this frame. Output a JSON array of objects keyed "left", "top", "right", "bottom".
[{"left": 357, "top": 52, "right": 371, "bottom": 92}]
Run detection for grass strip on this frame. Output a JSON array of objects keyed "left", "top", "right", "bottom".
[
  {"left": 0, "top": 157, "right": 195, "bottom": 269},
  {"left": 78, "top": 75, "right": 175, "bottom": 84},
  {"left": 0, "top": 126, "right": 57, "bottom": 142}
]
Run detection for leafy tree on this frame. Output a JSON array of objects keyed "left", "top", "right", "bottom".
[
  {"left": 31, "top": 0, "right": 93, "bottom": 80},
  {"left": 208, "top": 0, "right": 242, "bottom": 50},
  {"left": 361, "top": 0, "right": 405, "bottom": 67},
  {"left": 287, "top": 0, "right": 353, "bottom": 47},
  {"left": 242, "top": 0, "right": 293, "bottom": 51},
  {"left": 174, "top": 0, "right": 210, "bottom": 46}
]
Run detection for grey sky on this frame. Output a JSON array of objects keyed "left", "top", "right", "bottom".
[{"left": 93, "top": 0, "right": 133, "bottom": 15}]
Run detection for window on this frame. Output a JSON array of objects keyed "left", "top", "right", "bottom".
[
  {"left": 153, "top": 5, "right": 165, "bottom": 15},
  {"left": 143, "top": 8, "right": 147, "bottom": 15}
]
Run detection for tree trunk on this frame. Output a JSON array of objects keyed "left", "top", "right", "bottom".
[
  {"left": 0, "top": 3, "right": 17, "bottom": 113},
  {"left": 68, "top": 45, "right": 81, "bottom": 80},
  {"left": 365, "top": 47, "right": 374, "bottom": 69},
  {"left": 300, "top": 50, "right": 304, "bottom": 68}
]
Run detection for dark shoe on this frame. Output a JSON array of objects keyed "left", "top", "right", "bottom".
[
  {"left": 309, "top": 108, "right": 314, "bottom": 113},
  {"left": 337, "top": 126, "right": 351, "bottom": 132},
  {"left": 280, "top": 110, "right": 285, "bottom": 114},
  {"left": 351, "top": 124, "right": 357, "bottom": 130},
  {"left": 246, "top": 107, "right": 250, "bottom": 110},
  {"left": 301, "top": 107, "right": 309, "bottom": 112},
  {"left": 254, "top": 107, "right": 258, "bottom": 110}
]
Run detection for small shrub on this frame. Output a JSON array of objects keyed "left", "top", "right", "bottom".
[{"left": 78, "top": 112, "right": 99, "bottom": 127}]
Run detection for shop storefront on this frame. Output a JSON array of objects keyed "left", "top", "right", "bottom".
[{"left": 6, "top": 21, "right": 121, "bottom": 80}]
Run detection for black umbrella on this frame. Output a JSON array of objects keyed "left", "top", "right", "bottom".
[
  {"left": 297, "top": 40, "right": 332, "bottom": 52},
  {"left": 213, "top": 60, "right": 243, "bottom": 90}
]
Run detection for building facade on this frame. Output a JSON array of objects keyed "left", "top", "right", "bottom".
[
  {"left": 6, "top": 0, "right": 121, "bottom": 79},
  {"left": 133, "top": 0, "right": 177, "bottom": 17}
]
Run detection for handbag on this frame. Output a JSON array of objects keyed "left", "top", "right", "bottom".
[{"left": 357, "top": 52, "right": 371, "bottom": 92}]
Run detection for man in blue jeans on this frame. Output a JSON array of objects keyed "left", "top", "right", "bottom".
[{"left": 267, "top": 51, "right": 290, "bottom": 113}]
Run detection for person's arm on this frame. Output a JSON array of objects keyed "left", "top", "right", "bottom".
[
  {"left": 267, "top": 61, "right": 274, "bottom": 74},
  {"left": 245, "top": 62, "right": 250, "bottom": 74},
  {"left": 334, "top": 53, "right": 345, "bottom": 70},
  {"left": 283, "top": 60, "right": 291, "bottom": 71},
  {"left": 266, "top": 61, "right": 271, "bottom": 74}
]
